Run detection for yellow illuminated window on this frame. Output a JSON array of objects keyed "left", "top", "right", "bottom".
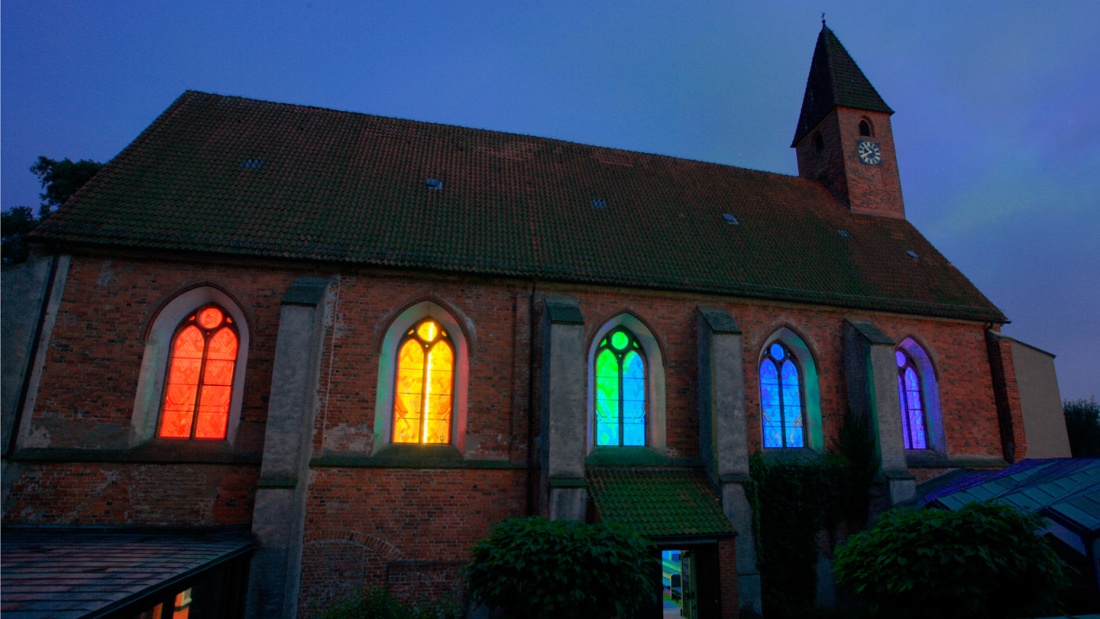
[{"left": 393, "top": 318, "right": 454, "bottom": 444}]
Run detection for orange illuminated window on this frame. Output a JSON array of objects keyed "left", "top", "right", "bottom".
[
  {"left": 159, "top": 305, "right": 239, "bottom": 440},
  {"left": 393, "top": 318, "right": 454, "bottom": 444}
]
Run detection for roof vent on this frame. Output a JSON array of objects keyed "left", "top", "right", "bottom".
[
  {"left": 838, "top": 229, "right": 851, "bottom": 239},
  {"left": 906, "top": 250, "right": 920, "bottom": 260},
  {"left": 591, "top": 198, "right": 608, "bottom": 209},
  {"left": 425, "top": 178, "right": 443, "bottom": 190},
  {"left": 240, "top": 158, "right": 264, "bottom": 169},
  {"left": 722, "top": 214, "right": 740, "bottom": 226}
]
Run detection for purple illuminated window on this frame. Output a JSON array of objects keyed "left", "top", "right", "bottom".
[
  {"left": 761, "top": 342, "right": 804, "bottom": 448},
  {"left": 896, "top": 350, "right": 927, "bottom": 449}
]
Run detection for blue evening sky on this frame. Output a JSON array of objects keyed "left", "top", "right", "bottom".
[{"left": 3, "top": 1, "right": 1097, "bottom": 401}]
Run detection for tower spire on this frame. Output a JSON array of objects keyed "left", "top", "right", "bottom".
[
  {"left": 791, "top": 26, "right": 906, "bottom": 218},
  {"left": 792, "top": 25, "right": 892, "bottom": 147}
]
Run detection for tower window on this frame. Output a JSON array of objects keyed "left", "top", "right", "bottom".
[{"left": 858, "top": 119, "right": 873, "bottom": 137}]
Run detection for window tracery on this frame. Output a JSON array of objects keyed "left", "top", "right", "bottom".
[
  {"left": 393, "top": 318, "right": 454, "bottom": 444},
  {"left": 760, "top": 342, "right": 804, "bottom": 448},
  {"left": 594, "top": 327, "right": 647, "bottom": 446},
  {"left": 159, "top": 305, "right": 239, "bottom": 440}
]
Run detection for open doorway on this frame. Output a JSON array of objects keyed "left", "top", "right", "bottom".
[
  {"left": 661, "top": 549, "right": 699, "bottom": 618},
  {"left": 658, "top": 544, "right": 719, "bottom": 619}
]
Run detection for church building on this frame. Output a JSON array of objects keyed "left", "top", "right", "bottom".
[{"left": 1, "top": 25, "right": 1067, "bottom": 618}]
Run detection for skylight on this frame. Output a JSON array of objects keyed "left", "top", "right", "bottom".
[
  {"left": 591, "top": 198, "right": 608, "bottom": 209},
  {"left": 240, "top": 159, "right": 264, "bottom": 169},
  {"left": 838, "top": 229, "right": 851, "bottom": 239},
  {"left": 906, "top": 250, "right": 919, "bottom": 260},
  {"left": 723, "top": 214, "right": 740, "bottom": 225},
  {"left": 426, "top": 178, "right": 443, "bottom": 190}
]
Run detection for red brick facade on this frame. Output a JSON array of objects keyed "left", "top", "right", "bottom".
[{"left": 3, "top": 251, "right": 1016, "bottom": 617}]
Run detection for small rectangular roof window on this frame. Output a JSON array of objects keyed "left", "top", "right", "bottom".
[
  {"left": 838, "top": 229, "right": 851, "bottom": 239},
  {"left": 591, "top": 198, "right": 608, "bottom": 209},
  {"left": 906, "top": 250, "right": 920, "bottom": 260},
  {"left": 426, "top": 178, "right": 443, "bottom": 189},
  {"left": 723, "top": 214, "right": 740, "bottom": 225},
  {"left": 240, "top": 159, "right": 264, "bottom": 169}
]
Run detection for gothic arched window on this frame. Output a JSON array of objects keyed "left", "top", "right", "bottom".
[
  {"left": 594, "top": 327, "right": 647, "bottom": 446},
  {"left": 897, "top": 349, "right": 928, "bottom": 449},
  {"left": 760, "top": 342, "right": 804, "bottom": 448},
  {"left": 159, "top": 305, "right": 240, "bottom": 439},
  {"left": 393, "top": 318, "right": 455, "bottom": 444},
  {"left": 859, "top": 119, "right": 873, "bottom": 137}
]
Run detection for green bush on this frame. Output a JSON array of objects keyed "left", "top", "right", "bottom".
[
  {"left": 464, "top": 516, "right": 658, "bottom": 619},
  {"left": 317, "top": 587, "right": 461, "bottom": 619},
  {"left": 1065, "top": 397, "right": 1100, "bottom": 457},
  {"left": 833, "top": 502, "right": 1068, "bottom": 619}
]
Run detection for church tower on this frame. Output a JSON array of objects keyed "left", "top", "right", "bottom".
[{"left": 792, "top": 25, "right": 905, "bottom": 218}]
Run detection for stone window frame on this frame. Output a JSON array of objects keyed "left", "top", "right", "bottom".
[
  {"left": 758, "top": 327, "right": 823, "bottom": 452},
  {"left": 130, "top": 284, "right": 250, "bottom": 446},
  {"left": 373, "top": 300, "right": 472, "bottom": 455},
  {"left": 897, "top": 336, "right": 947, "bottom": 459},
  {"left": 586, "top": 313, "right": 666, "bottom": 454}
]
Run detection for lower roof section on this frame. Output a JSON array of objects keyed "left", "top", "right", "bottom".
[
  {"left": 1, "top": 525, "right": 254, "bottom": 619},
  {"left": 586, "top": 468, "right": 735, "bottom": 538}
]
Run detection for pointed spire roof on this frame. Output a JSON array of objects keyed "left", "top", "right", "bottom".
[{"left": 792, "top": 25, "right": 893, "bottom": 146}]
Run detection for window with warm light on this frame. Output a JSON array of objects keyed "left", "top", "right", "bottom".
[
  {"left": 594, "top": 327, "right": 647, "bottom": 446},
  {"left": 159, "top": 305, "right": 239, "bottom": 440},
  {"left": 393, "top": 318, "right": 454, "bottom": 444},
  {"left": 760, "top": 342, "right": 804, "bottom": 448}
]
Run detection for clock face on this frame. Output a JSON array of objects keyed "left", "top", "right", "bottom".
[{"left": 857, "top": 140, "right": 882, "bottom": 165}]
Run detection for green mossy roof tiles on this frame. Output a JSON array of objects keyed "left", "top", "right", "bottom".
[
  {"left": 33, "top": 90, "right": 1004, "bottom": 322},
  {"left": 586, "top": 468, "right": 735, "bottom": 538}
]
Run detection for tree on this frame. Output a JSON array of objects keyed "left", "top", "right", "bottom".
[
  {"left": 1, "top": 206, "right": 39, "bottom": 264},
  {"left": 1065, "top": 397, "right": 1100, "bottom": 457},
  {"left": 1, "top": 156, "right": 104, "bottom": 264},
  {"left": 464, "top": 517, "right": 658, "bottom": 619},
  {"left": 30, "top": 156, "right": 105, "bottom": 217},
  {"left": 833, "top": 502, "right": 1067, "bottom": 619}
]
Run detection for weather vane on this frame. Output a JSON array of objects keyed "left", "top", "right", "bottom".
[{"left": 821, "top": 12, "right": 826, "bottom": 26}]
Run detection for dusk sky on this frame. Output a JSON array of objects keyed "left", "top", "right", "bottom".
[{"left": 3, "top": 1, "right": 1097, "bottom": 401}]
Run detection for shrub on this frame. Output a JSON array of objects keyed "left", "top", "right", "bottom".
[
  {"left": 1065, "top": 397, "right": 1100, "bottom": 457},
  {"left": 317, "top": 587, "right": 461, "bottom": 619},
  {"left": 833, "top": 502, "right": 1068, "bottom": 619},
  {"left": 464, "top": 516, "right": 657, "bottom": 619}
]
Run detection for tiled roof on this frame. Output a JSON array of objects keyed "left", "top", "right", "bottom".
[
  {"left": 586, "top": 468, "right": 735, "bottom": 538},
  {"left": 0, "top": 526, "right": 253, "bottom": 619},
  {"left": 792, "top": 26, "right": 893, "bottom": 145},
  {"left": 33, "top": 90, "right": 1003, "bottom": 322}
]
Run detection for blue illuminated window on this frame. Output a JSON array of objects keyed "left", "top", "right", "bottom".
[
  {"left": 760, "top": 342, "right": 804, "bottom": 448},
  {"left": 594, "top": 328, "right": 646, "bottom": 446}
]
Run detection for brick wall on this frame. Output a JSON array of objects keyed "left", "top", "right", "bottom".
[
  {"left": 3, "top": 462, "right": 257, "bottom": 525},
  {"left": 298, "top": 468, "right": 527, "bottom": 614},
  {"left": 795, "top": 107, "right": 905, "bottom": 219},
  {"left": 5, "top": 251, "right": 1011, "bottom": 617}
]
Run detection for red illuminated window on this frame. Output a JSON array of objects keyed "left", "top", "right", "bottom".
[{"left": 159, "top": 305, "right": 239, "bottom": 440}]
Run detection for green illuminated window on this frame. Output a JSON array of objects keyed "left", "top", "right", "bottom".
[{"left": 594, "top": 328, "right": 646, "bottom": 446}]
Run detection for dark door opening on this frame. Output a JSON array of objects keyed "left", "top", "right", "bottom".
[{"left": 658, "top": 544, "right": 719, "bottom": 619}]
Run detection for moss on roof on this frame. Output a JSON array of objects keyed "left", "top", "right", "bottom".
[
  {"left": 33, "top": 90, "right": 1004, "bottom": 322},
  {"left": 586, "top": 468, "right": 735, "bottom": 538}
]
